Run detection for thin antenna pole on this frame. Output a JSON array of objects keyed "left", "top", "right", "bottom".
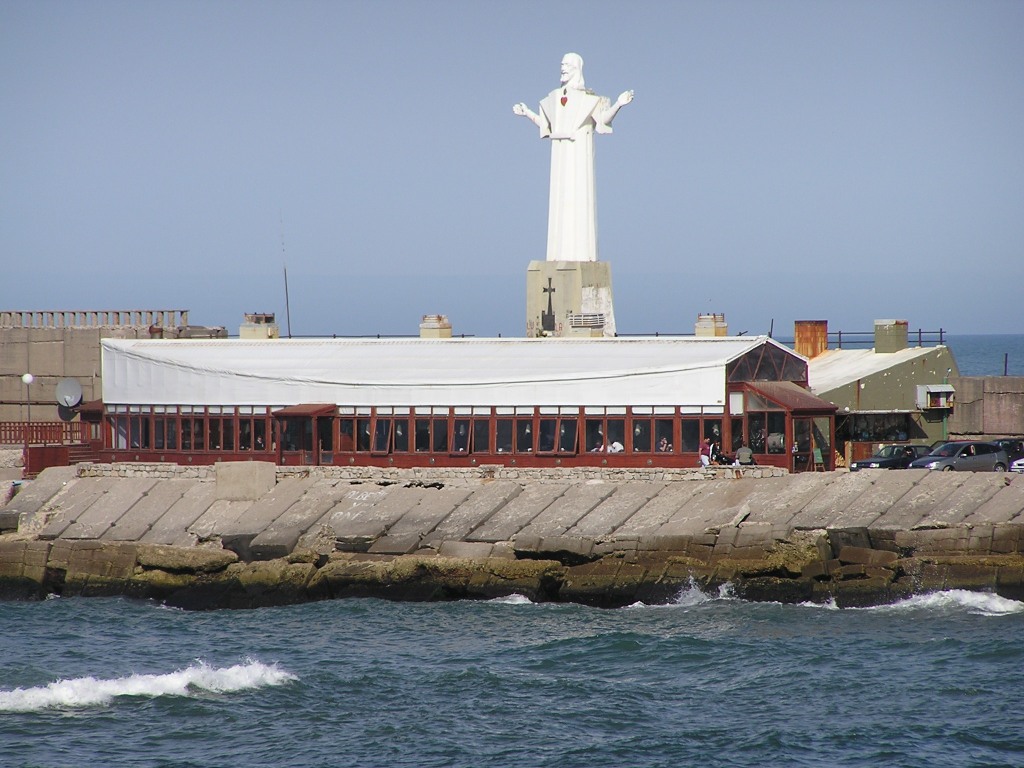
[
  {"left": 283, "top": 265, "right": 292, "bottom": 339},
  {"left": 280, "top": 211, "right": 292, "bottom": 338}
]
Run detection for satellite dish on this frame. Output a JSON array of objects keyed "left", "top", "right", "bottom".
[
  {"left": 55, "top": 378, "right": 83, "bottom": 408},
  {"left": 57, "top": 404, "right": 78, "bottom": 422}
]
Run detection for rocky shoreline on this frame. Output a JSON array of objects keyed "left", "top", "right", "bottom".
[{"left": 2, "top": 461, "right": 1023, "bottom": 610}]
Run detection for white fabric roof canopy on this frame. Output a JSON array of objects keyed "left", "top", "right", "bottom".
[{"left": 101, "top": 336, "right": 789, "bottom": 409}]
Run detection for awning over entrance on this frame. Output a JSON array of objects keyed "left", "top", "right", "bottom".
[
  {"left": 272, "top": 403, "right": 337, "bottom": 418},
  {"left": 743, "top": 381, "right": 837, "bottom": 413}
]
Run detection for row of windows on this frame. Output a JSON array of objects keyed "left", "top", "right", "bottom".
[{"left": 106, "top": 407, "right": 799, "bottom": 457}]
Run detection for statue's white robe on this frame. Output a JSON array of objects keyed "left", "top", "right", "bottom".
[{"left": 537, "top": 88, "right": 614, "bottom": 262}]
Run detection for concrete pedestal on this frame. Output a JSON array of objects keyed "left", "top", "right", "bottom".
[{"left": 526, "top": 260, "right": 616, "bottom": 338}]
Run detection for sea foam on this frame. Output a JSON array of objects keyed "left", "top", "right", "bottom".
[
  {"left": 0, "top": 659, "right": 296, "bottom": 713},
  {"left": 878, "top": 589, "right": 1024, "bottom": 616}
]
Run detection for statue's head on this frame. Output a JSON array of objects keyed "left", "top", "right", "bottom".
[{"left": 560, "top": 53, "right": 585, "bottom": 90}]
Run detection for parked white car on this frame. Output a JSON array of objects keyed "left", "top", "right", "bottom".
[{"left": 1011, "top": 457, "right": 1024, "bottom": 474}]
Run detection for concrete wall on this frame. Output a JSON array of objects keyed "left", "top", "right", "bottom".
[
  {"left": 949, "top": 376, "right": 1024, "bottom": 438},
  {"left": 0, "top": 311, "right": 222, "bottom": 423}
]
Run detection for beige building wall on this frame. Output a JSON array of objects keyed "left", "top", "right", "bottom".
[{"left": 0, "top": 310, "right": 222, "bottom": 424}]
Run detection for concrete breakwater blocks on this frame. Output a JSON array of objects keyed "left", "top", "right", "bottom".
[{"left": 0, "top": 462, "right": 1023, "bottom": 608}]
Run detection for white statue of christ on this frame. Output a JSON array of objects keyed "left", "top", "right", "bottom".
[{"left": 514, "top": 53, "right": 633, "bottom": 263}]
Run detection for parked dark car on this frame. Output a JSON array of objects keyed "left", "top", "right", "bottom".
[
  {"left": 849, "top": 444, "right": 933, "bottom": 471},
  {"left": 908, "top": 441, "right": 1009, "bottom": 472},
  {"left": 992, "top": 438, "right": 1024, "bottom": 465}
]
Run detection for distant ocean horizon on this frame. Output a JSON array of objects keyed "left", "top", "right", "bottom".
[
  {"left": 945, "top": 333, "right": 1024, "bottom": 377},
  {"left": 771, "top": 333, "right": 1024, "bottom": 377}
]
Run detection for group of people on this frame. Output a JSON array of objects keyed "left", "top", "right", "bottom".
[{"left": 700, "top": 438, "right": 755, "bottom": 467}]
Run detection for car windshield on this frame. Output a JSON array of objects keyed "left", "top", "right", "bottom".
[
  {"left": 875, "top": 446, "right": 902, "bottom": 458},
  {"left": 929, "top": 443, "right": 959, "bottom": 457}
]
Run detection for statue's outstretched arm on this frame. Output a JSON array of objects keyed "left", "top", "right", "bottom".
[
  {"left": 600, "top": 90, "right": 634, "bottom": 125},
  {"left": 513, "top": 102, "right": 545, "bottom": 129}
]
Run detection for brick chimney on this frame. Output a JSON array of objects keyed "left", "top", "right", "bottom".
[{"left": 794, "top": 320, "right": 828, "bottom": 359}]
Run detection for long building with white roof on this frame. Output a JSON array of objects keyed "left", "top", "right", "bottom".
[{"left": 95, "top": 335, "right": 837, "bottom": 472}]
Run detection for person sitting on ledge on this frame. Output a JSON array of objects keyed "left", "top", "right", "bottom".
[{"left": 734, "top": 444, "right": 755, "bottom": 466}]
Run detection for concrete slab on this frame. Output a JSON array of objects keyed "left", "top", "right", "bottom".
[
  {"left": 218, "top": 477, "right": 316, "bottom": 539},
  {"left": 670, "top": 478, "right": 767, "bottom": 532},
  {"left": 514, "top": 483, "right": 615, "bottom": 540},
  {"left": 437, "top": 541, "right": 497, "bottom": 559},
  {"left": 387, "top": 487, "right": 473, "bottom": 538},
  {"left": 140, "top": 482, "right": 217, "bottom": 545},
  {"left": 787, "top": 471, "right": 881, "bottom": 529},
  {"left": 2, "top": 466, "right": 79, "bottom": 531},
  {"left": 183, "top": 499, "right": 253, "bottom": 546},
  {"left": 249, "top": 479, "right": 350, "bottom": 559},
  {"left": 468, "top": 483, "right": 570, "bottom": 543},
  {"left": 924, "top": 473, "right": 1008, "bottom": 526},
  {"left": 872, "top": 472, "right": 969, "bottom": 530},
  {"left": 746, "top": 473, "right": 839, "bottom": 529},
  {"left": 838, "top": 471, "right": 932, "bottom": 531},
  {"left": 60, "top": 478, "right": 157, "bottom": 539},
  {"left": 214, "top": 461, "right": 276, "bottom": 501},
  {"left": 100, "top": 479, "right": 194, "bottom": 541},
  {"left": 327, "top": 485, "right": 423, "bottom": 540},
  {"left": 566, "top": 482, "right": 665, "bottom": 537},
  {"left": 615, "top": 483, "right": 704, "bottom": 538},
  {"left": 965, "top": 477, "right": 1024, "bottom": 525},
  {"left": 37, "top": 477, "right": 121, "bottom": 539},
  {"left": 424, "top": 481, "right": 523, "bottom": 544}
]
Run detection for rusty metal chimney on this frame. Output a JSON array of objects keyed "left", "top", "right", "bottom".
[{"left": 794, "top": 320, "right": 828, "bottom": 359}]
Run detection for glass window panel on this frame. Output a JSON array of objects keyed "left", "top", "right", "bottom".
[
  {"left": 731, "top": 417, "right": 744, "bottom": 451},
  {"left": 473, "top": 420, "right": 490, "bottom": 453},
  {"left": 318, "top": 417, "right": 332, "bottom": 452},
  {"left": 767, "top": 412, "right": 786, "bottom": 453},
  {"left": 209, "top": 420, "right": 221, "bottom": 451},
  {"left": 452, "top": 419, "right": 470, "bottom": 453},
  {"left": 558, "top": 419, "right": 577, "bottom": 453},
  {"left": 597, "top": 419, "right": 622, "bottom": 452},
  {"left": 681, "top": 419, "right": 700, "bottom": 452},
  {"left": 585, "top": 419, "right": 605, "bottom": 452},
  {"left": 633, "top": 419, "right": 652, "bottom": 452},
  {"left": 356, "top": 418, "right": 372, "bottom": 452},
  {"left": 495, "top": 419, "right": 513, "bottom": 453},
  {"left": 373, "top": 418, "right": 391, "bottom": 453},
  {"left": 537, "top": 418, "right": 557, "bottom": 452},
  {"left": 239, "top": 420, "right": 252, "bottom": 450},
  {"left": 393, "top": 419, "right": 408, "bottom": 452},
  {"left": 516, "top": 419, "right": 533, "bottom": 452},
  {"left": 254, "top": 419, "right": 267, "bottom": 452},
  {"left": 339, "top": 419, "right": 355, "bottom": 451},
  {"left": 813, "top": 417, "right": 830, "bottom": 459},
  {"left": 655, "top": 419, "right": 673, "bottom": 453},
  {"left": 415, "top": 419, "right": 431, "bottom": 452},
  {"left": 432, "top": 418, "right": 448, "bottom": 452}
]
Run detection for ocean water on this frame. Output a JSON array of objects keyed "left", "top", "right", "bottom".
[
  {"left": 944, "top": 334, "right": 1024, "bottom": 377},
  {"left": 3, "top": 587, "right": 1023, "bottom": 768}
]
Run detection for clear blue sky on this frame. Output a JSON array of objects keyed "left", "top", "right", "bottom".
[{"left": 3, "top": 0, "right": 1022, "bottom": 337}]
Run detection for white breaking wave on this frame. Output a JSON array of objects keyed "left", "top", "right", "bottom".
[
  {"left": 0, "top": 659, "right": 296, "bottom": 713},
  {"left": 488, "top": 593, "right": 535, "bottom": 605},
  {"left": 875, "top": 589, "right": 1024, "bottom": 616}
]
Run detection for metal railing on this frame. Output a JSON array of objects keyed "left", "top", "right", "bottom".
[
  {"left": 827, "top": 328, "right": 947, "bottom": 349},
  {"left": 0, "top": 310, "right": 189, "bottom": 329},
  {"left": 0, "top": 421, "right": 88, "bottom": 446}
]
